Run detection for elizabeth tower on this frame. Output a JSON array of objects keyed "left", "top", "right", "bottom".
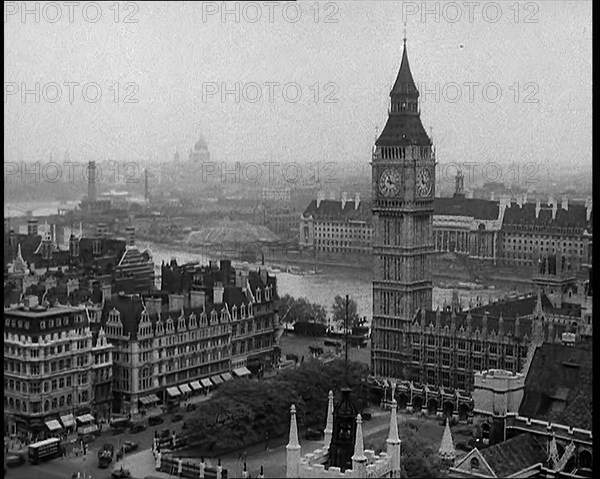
[{"left": 371, "top": 38, "right": 435, "bottom": 379}]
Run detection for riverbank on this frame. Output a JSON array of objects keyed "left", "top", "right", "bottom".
[{"left": 144, "top": 238, "right": 534, "bottom": 288}]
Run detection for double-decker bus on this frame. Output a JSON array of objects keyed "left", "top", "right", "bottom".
[{"left": 27, "top": 438, "right": 62, "bottom": 465}]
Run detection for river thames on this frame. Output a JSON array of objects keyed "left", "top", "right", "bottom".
[{"left": 146, "top": 242, "right": 510, "bottom": 320}]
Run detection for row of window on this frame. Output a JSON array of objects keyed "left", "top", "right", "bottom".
[
  {"left": 5, "top": 373, "right": 88, "bottom": 393},
  {"left": 5, "top": 392, "right": 89, "bottom": 414}
]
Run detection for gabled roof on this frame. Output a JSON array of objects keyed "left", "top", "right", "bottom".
[
  {"left": 468, "top": 294, "right": 552, "bottom": 319},
  {"left": 302, "top": 199, "right": 371, "bottom": 221},
  {"left": 519, "top": 341, "right": 593, "bottom": 430},
  {"left": 477, "top": 433, "right": 548, "bottom": 477},
  {"left": 503, "top": 202, "right": 591, "bottom": 229},
  {"left": 302, "top": 197, "right": 502, "bottom": 221},
  {"left": 413, "top": 308, "right": 534, "bottom": 339}
]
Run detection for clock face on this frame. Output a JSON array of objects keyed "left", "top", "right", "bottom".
[
  {"left": 416, "top": 168, "right": 432, "bottom": 197},
  {"left": 378, "top": 169, "right": 401, "bottom": 197}
]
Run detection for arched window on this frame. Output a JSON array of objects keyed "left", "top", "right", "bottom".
[{"left": 470, "top": 458, "right": 480, "bottom": 470}]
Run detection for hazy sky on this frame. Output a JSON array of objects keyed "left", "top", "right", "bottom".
[{"left": 4, "top": 1, "right": 593, "bottom": 179}]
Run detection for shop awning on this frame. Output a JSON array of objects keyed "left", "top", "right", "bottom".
[
  {"left": 60, "top": 414, "right": 76, "bottom": 428},
  {"left": 190, "top": 381, "right": 202, "bottom": 391},
  {"left": 139, "top": 396, "right": 150, "bottom": 405},
  {"left": 233, "top": 367, "right": 252, "bottom": 377},
  {"left": 210, "top": 375, "right": 223, "bottom": 385},
  {"left": 200, "top": 378, "right": 212, "bottom": 388},
  {"left": 45, "top": 420, "right": 62, "bottom": 431},
  {"left": 178, "top": 384, "right": 192, "bottom": 394},
  {"left": 76, "top": 414, "right": 95, "bottom": 423},
  {"left": 167, "top": 387, "right": 181, "bottom": 397},
  {"left": 220, "top": 372, "right": 233, "bottom": 382},
  {"left": 147, "top": 394, "right": 160, "bottom": 403}
]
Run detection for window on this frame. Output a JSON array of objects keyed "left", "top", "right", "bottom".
[
  {"left": 471, "top": 458, "right": 480, "bottom": 470},
  {"left": 427, "top": 350, "right": 435, "bottom": 364}
]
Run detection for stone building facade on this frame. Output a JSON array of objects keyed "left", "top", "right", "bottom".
[
  {"left": 4, "top": 299, "right": 112, "bottom": 435},
  {"left": 101, "top": 259, "right": 280, "bottom": 415},
  {"left": 498, "top": 197, "right": 592, "bottom": 269}
]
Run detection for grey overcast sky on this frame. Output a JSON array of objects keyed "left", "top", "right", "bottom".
[{"left": 3, "top": 1, "right": 592, "bottom": 173}]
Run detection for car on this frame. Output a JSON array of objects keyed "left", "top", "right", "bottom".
[
  {"left": 304, "top": 427, "right": 323, "bottom": 440},
  {"left": 171, "top": 414, "right": 183, "bottom": 423},
  {"left": 130, "top": 423, "right": 147, "bottom": 434},
  {"left": 6, "top": 454, "right": 25, "bottom": 467},
  {"left": 122, "top": 441, "right": 139, "bottom": 453},
  {"left": 148, "top": 415, "right": 164, "bottom": 426},
  {"left": 361, "top": 411, "right": 372, "bottom": 421},
  {"left": 99, "top": 443, "right": 114, "bottom": 457}
]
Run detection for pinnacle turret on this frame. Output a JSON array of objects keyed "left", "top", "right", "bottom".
[
  {"left": 438, "top": 418, "right": 456, "bottom": 463},
  {"left": 352, "top": 415, "right": 366, "bottom": 461}
]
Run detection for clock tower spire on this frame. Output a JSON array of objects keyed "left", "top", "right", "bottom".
[{"left": 371, "top": 37, "right": 435, "bottom": 381}]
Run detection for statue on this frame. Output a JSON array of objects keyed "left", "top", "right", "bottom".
[{"left": 155, "top": 450, "right": 162, "bottom": 470}]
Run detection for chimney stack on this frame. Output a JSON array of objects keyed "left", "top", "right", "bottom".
[
  {"left": 341, "top": 192, "right": 348, "bottom": 210},
  {"left": 87, "top": 161, "right": 97, "bottom": 204},
  {"left": 561, "top": 197, "right": 568, "bottom": 211},
  {"left": 316, "top": 191, "right": 324, "bottom": 209},
  {"left": 551, "top": 200, "right": 557, "bottom": 220},
  {"left": 535, "top": 200, "right": 541, "bottom": 219},
  {"left": 213, "top": 282, "right": 224, "bottom": 304},
  {"left": 585, "top": 198, "right": 592, "bottom": 222},
  {"left": 355, "top": 193, "right": 361, "bottom": 210},
  {"left": 27, "top": 218, "right": 39, "bottom": 236},
  {"left": 168, "top": 294, "right": 185, "bottom": 312},
  {"left": 125, "top": 226, "right": 135, "bottom": 246},
  {"left": 190, "top": 290, "right": 206, "bottom": 309}
]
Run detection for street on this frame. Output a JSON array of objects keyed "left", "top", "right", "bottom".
[{"left": 6, "top": 412, "right": 186, "bottom": 479}]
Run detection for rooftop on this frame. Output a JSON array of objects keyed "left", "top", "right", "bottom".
[
  {"left": 519, "top": 341, "right": 593, "bottom": 430},
  {"left": 478, "top": 433, "right": 548, "bottom": 477}
]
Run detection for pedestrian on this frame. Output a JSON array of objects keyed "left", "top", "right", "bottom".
[{"left": 265, "top": 432, "right": 270, "bottom": 450}]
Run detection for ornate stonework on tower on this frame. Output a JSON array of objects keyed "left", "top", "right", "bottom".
[
  {"left": 286, "top": 391, "right": 402, "bottom": 478},
  {"left": 371, "top": 37, "right": 435, "bottom": 379}
]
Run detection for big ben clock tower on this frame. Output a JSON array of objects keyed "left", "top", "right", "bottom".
[{"left": 371, "top": 36, "right": 435, "bottom": 380}]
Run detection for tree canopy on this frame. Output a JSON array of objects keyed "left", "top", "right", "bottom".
[
  {"left": 278, "top": 294, "right": 328, "bottom": 325},
  {"left": 183, "top": 359, "right": 370, "bottom": 456}
]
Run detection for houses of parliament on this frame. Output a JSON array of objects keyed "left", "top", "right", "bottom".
[{"left": 369, "top": 37, "right": 592, "bottom": 413}]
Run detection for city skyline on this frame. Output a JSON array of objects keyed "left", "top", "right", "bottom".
[{"left": 4, "top": 1, "right": 592, "bottom": 174}]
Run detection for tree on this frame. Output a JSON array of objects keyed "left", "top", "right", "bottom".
[
  {"left": 183, "top": 359, "right": 369, "bottom": 455},
  {"left": 332, "top": 295, "right": 360, "bottom": 328},
  {"left": 279, "top": 294, "right": 327, "bottom": 325}
]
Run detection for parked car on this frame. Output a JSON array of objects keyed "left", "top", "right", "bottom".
[
  {"left": 148, "top": 415, "right": 164, "bottom": 426},
  {"left": 171, "top": 414, "right": 183, "bottom": 423},
  {"left": 361, "top": 411, "right": 372, "bottom": 421},
  {"left": 130, "top": 423, "right": 146, "bottom": 434},
  {"left": 305, "top": 427, "right": 323, "bottom": 440},
  {"left": 122, "top": 441, "right": 139, "bottom": 453},
  {"left": 6, "top": 454, "right": 25, "bottom": 467}
]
